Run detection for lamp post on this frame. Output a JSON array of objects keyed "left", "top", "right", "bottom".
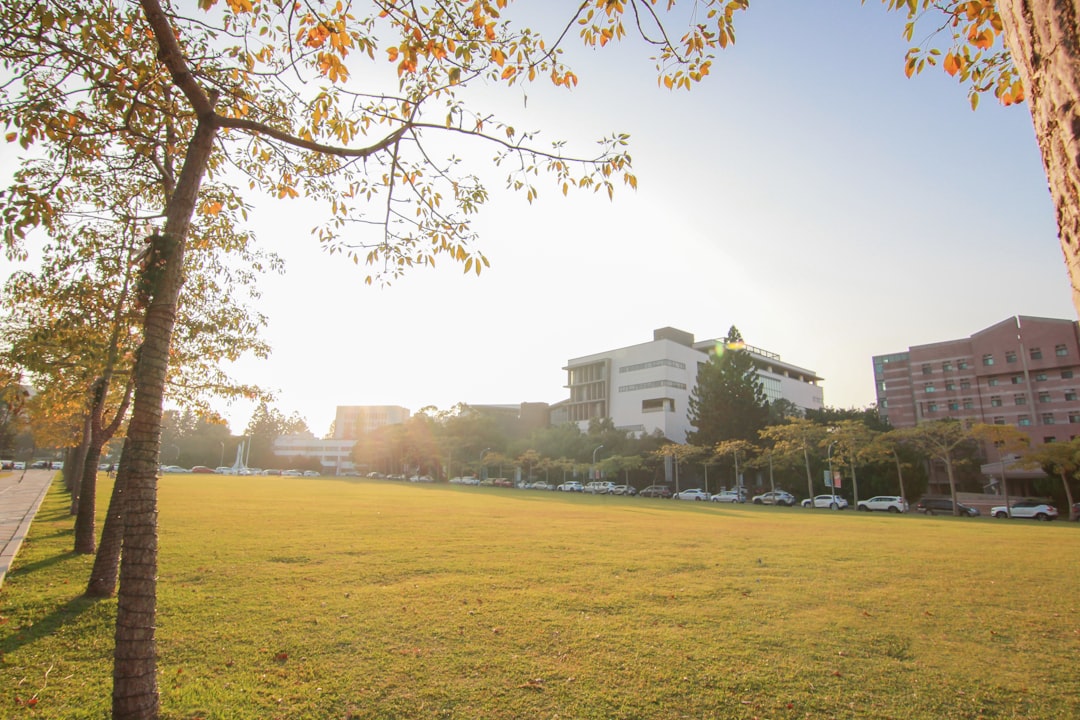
[
  {"left": 219, "top": 441, "right": 225, "bottom": 468},
  {"left": 479, "top": 447, "right": 491, "bottom": 482},
  {"left": 592, "top": 444, "right": 604, "bottom": 481}
]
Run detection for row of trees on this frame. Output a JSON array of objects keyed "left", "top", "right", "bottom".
[{"left": 0, "top": 1, "right": 1076, "bottom": 718}]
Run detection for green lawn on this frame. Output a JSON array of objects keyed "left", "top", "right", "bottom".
[{"left": 2, "top": 475, "right": 1078, "bottom": 719}]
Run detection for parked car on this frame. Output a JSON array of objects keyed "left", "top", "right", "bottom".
[
  {"left": 530, "top": 480, "right": 554, "bottom": 491},
  {"left": 914, "top": 497, "right": 980, "bottom": 516},
  {"left": 611, "top": 484, "right": 637, "bottom": 496},
  {"left": 674, "top": 488, "right": 710, "bottom": 501},
  {"left": 160, "top": 465, "right": 188, "bottom": 474},
  {"left": 990, "top": 499, "right": 1058, "bottom": 520},
  {"left": 189, "top": 465, "right": 216, "bottom": 474},
  {"left": 557, "top": 481, "right": 583, "bottom": 492},
  {"left": 857, "top": 495, "right": 908, "bottom": 513},
  {"left": 12, "top": 461, "right": 25, "bottom": 470},
  {"left": 303, "top": 470, "right": 321, "bottom": 477},
  {"left": 710, "top": 490, "right": 744, "bottom": 503},
  {"left": 751, "top": 490, "right": 796, "bottom": 506},
  {"left": 282, "top": 469, "right": 304, "bottom": 476},
  {"left": 639, "top": 485, "right": 673, "bottom": 499},
  {"left": 801, "top": 494, "right": 848, "bottom": 510},
  {"left": 584, "top": 481, "right": 617, "bottom": 494}
]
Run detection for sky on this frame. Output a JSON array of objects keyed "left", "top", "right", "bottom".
[{"left": 4, "top": 2, "right": 1075, "bottom": 438}]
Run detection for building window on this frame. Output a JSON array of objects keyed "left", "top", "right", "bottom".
[
  {"left": 1042, "top": 413, "right": 1055, "bottom": 425},
  {"left": 1036, "top": 373, "right": 1048, "bottom": 382},
  {"left": 963, "top": 399, "right": 974, "bottom": 410},
  {"left": 1019, "top": 415, "right": 1032, "bottom": 426},
  {"left": 990, "top": 396, "right": 1002, "bottom": 407},
  {"left": 881, "top": 399, "right": 888, "bottom": 408},
  {"left": 945, "top": 382, "right": 956, "bottom": 391},
  {"left": 982, "top": 354, "right": 994, "bottom": 366},
  {"left": 988, "top": 378, "right": 1000, "bottom": 387},
  {"left": 1011, "top": 375, "right": 1023, "bottom": 384},
  {"left": 1015, "top": 395, "right": 1026, "bottom": 405},
  {"left": 958, "top": 360, "right": 969, "bottom": 369},
  {"left": 1039, "top": 392, "right": 1051, "bottom": 403},
  {"left": 1056, "top": 344, "right": 1068, "bottom": 357},
  {"left": 921, "top": 363, "right": 932, "bottom": 375},
  {"left": 1006, "top": 351, "right": 1017, "bottom": 363},
  {"left": 993, "top": 416, "right": 1005, "bottom": 425},
  {"left": 1070, "top": 414, "right": 1080, "bottom": 424},
  {"left": 927, "top": 403, "right": 938, "bottom": 413},
  {"left": 1067, "top": 390, "right": 1078, "bottom": 401},
  {"left": 960, "top": 380, "right": 971, "bottom": 390},
  {"left": 925, "top": 384, "right": 936, "bottom": 393},
  {"left": 1063, "top": 370, "right": 1075, "bottom": 379},
  {"left": 948, "top": 401, "right": 959, "bottom": 411},
  {"left": 1031, "top": 347, "right": 1043, "bottom": 360},
  {"left": 943, "top": 361, "right": 953, "bottom": 372}
]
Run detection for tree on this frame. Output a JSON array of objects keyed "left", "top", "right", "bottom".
[
  {"left": 759, "top": 418, "right": 827, "bottom": 505},
  {"left": 713, "top": 439, "right": 755, "bottom": 494},
  {"left": 970, "top": 422, "right": 1031, "bottom": 516},
  {"left": 905, "top": 419, "right": 976, "bottom": 515},
  {"left": 244, "top": 403, "right": 310, "bottom": 469},
  {"left": 826, "top": 420, "right": 880, "bottom": 508},
  {"left": 1021, "top": 439, "right": 1079, "bottom": 520},
  {"left": 687, "top": 326, "right": 769, "bottom": 446},
  {"left": 882, "top": 1, "right": 1080, "bottom": 318}
]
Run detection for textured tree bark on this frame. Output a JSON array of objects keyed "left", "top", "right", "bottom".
[
  {"left": 112, "top": 116, "right": 217, "bottom": 720},
  {"left": 997, "top": 0, "right": 1080, "bottom": 315},
  {"left": 86, "top": 440, "right": 129, "bottom": 598}
]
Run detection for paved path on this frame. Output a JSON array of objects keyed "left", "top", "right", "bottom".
[{"left": 0, "top": 469, "right": 55, "bottom": 589}]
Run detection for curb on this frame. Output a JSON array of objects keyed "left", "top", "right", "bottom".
[{"left": 0, "top": 471, "right": 55, "bottom": 589}]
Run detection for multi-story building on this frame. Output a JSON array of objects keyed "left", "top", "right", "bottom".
[
  {"left": 873, "top": 315, "right": 1080, "bottom": 443},
  {"left": 333, "top": 405, "right": 410, "bottom": 440},
  {"left": 563, "top": 327, "right": 824, "bottom": 441}
]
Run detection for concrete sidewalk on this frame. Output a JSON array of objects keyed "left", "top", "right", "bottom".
[{"left": 0, "top": 469, "right": 56, "bottom": 588}]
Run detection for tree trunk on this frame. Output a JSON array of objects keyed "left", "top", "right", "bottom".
[
  {"left": 892, "top": 452, "right": 907, "bottom": 506},
  {"left": 997, "top": 0, "right": 1080, "bottom": 315},
  {"left": 112, "top": 113, "right": 217, "bottom": 720},
  {"left": 74, "top": 442, "right": 105, "bottom": 554},
  {"left": 945, "top": 458, "right": 959, "bottom": 516},
  {"left": 802, "top": 446, "right": 814, "bottom": 506},
  {"left": 1061, "top": 470, "right": 1076, "bottom": 520},
  {"left": 87, "top": 442, "right": 130, "bottom": 598},
  {"left": 851, "top": 462, "right": 860, "bottom": 507},
  {"left": 70, "top": 416, "right": 92, "bottom": 516}
]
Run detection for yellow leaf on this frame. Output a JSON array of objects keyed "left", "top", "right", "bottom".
[{"left": 943, "top": 52, "right": 960, "bottom": 76}]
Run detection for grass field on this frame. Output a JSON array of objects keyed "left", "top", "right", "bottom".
[{"left": 1, "top": 474, "right": 1078, "bottom": 719}]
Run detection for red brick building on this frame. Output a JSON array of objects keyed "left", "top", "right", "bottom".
[{"left": 873, "top": 316, "right": 1080, "bottom": 444}]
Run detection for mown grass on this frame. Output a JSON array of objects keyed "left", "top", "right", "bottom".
[{"left": 1, "top": 475, "right": 1079, "bottom": 719}]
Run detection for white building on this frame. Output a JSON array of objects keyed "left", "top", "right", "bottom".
[
  {"left": 273, "top": 436, "right": 357, "bottom": 473},
  {"left": 563, "top": 327, "right": 824, "bottom": 441}
]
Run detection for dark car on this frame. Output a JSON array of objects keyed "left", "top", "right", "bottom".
[
  {"left": 639, "top": 484, "right": 673, "bottom": 499},
  {"left": 915, "top": 497, "right": 980, "bottom": 517}
]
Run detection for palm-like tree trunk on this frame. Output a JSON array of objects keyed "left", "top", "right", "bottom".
[
  {"left": 112, "top": 112, "right": 216, "bottom": 719},
  {"left": 997, "top": 0, "right": 1080, "bottom": 316}
]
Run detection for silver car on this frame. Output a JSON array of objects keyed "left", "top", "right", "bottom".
[{"left": 856, "top": 496, "right": 908, "bottom": 513}]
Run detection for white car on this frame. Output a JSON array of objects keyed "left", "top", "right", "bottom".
[
  {"left": 991, "top": 499, "right": 1058, "bottom": 520},
  {"left": 557, "top": 481, "right": 583, "bottom": 492},
  {"left": 674, "top": 488, "right": 710, "bottom": 501},
  {"left": 857, "top": 495, "right": 908, "bottom": 513},
  {"left": 801, "top": 494, "right": 848, "bottom": 510},
  {"left": 710, "top": 490, "right": 744, "bottom": 503},
  {"left": 751, "top": 490, "right": 796, "bottom": 506},
  {"left": 584, "top": 481, "right": 616, "bottom": 494}
]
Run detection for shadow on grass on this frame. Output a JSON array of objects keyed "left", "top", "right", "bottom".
[
  {"left": 0, "top": 592, "right": 106, "bottom": 655},
  {"left": 6, "top": 549, "right": 82, "bottom": 577}
]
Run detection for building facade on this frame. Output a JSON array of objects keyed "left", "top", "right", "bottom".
[
  {"left": 564, "top": 327, "right": 824, "bottom": 441},
  {"left": 333, "top": 405, "right": 410, "bottom": 440},
  {"left": 873, "top": 315, "right": 1080, "bottom": 443}
]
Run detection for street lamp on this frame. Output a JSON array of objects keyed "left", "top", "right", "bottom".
[
  {"left": 479, "top": 447, "right": 491, "bottom": 482},
  {"left": 592, "top": 444, "right": 604, "bottom": 481}
]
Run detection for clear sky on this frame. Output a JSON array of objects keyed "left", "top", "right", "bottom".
[{"left": 5, "top": 2, "right": 1076, "bottom": 438}]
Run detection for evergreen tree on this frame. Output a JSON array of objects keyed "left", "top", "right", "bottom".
[{"left": 687, "top": 326, "right": 769, "bottom": 446}]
